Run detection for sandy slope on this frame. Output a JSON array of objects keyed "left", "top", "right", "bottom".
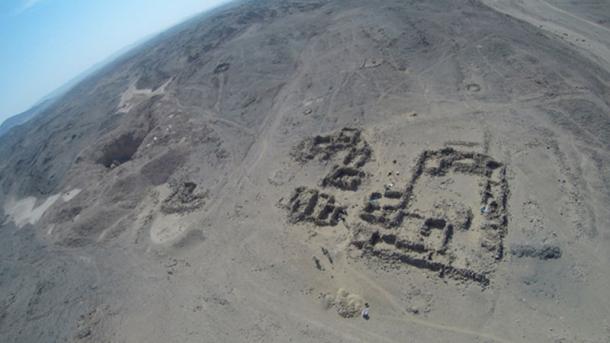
[{"left": 0, "top": 0, "right": 609, "bottom": 342}]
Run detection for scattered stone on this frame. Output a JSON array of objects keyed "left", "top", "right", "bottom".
[
  {"left": 466, "top": 83, "right": 481, "bottom": 92},
  {"left": 510, "top": 244, "right": 561, "bottom": 260},
  {"left": 321, "top": 247, "right": 333, "bottom": 264},
  {"left": 76, "top": 328, "right": 91, "bottom": 339},
  {"left": 313, "top": 256, "right": 324, "bottom": 271}
]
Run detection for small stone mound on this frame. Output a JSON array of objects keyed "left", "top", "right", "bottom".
[
  {"left": 287, "top": 187, "right": 346, "bottom": 226},
  {"left": 161, "top": 182, "right": 207, "bottom": 214},
  {"left": 321, "top": 288, "right": 365, "bottom": 318}
]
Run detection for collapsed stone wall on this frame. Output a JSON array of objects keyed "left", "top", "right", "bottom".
[
  {"left": 292, "top": 128, "right": 372, "bottom": 191},
  {"left": 287, "top": 187, "right": 346, "bottom": 226},
  {"left": 355, "top": 148, "right": 509, "bottom": 285}
]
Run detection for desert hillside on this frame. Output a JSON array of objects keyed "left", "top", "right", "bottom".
[{"left": 1, "top": 0, "right": 609, "bottom": 342}]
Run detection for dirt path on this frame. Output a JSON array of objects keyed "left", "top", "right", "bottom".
[{"left": 341, "top": 259, "right": 514, "bottom": 343}]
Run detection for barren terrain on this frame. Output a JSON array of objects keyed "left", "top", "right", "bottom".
[{"left": 1, "top": 0, "right": 609, "bottom": 342}]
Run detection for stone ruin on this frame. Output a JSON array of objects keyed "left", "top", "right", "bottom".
[
  {"left": 292, "top": 128, "right": 372, "bottom": 191},
  {"left": 355, "top": 148, "right": 509, "bottom": 286},
  {"left": 286, "top": 129, "right": 511, "bottom": 286},
  {"left": 287, "top": 187, "right": 346, "bottom": 226}
]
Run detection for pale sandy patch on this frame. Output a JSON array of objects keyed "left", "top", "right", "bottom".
[
  {"left": 62, "top": 188, "right": 81, "bottom": 202},
  {"left": 149, "top": 214, "right": 188, "bottom": 244},
  {"left": 4, "top": 188, "right": 82, "bottom": 228},
  {"left": 4, "top": 194, "right": 61, "bottom": 227},
  {"left": 116, "top": 78, "right": 172, "bottom": 113}
]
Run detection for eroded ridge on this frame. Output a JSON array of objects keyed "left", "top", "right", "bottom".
[
  {"left": 292, "top": 128, "right": 372, "bottom": 191},
  {"left": 355, "top": 148, "right": 509, "bottom": 286},
  {"left": 287, "top": 187, "right": 347, "bottom": 226}
]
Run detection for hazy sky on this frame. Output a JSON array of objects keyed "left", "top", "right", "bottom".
[{"left": 0, "top": 0, "right": 229, "bottom": 124}]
